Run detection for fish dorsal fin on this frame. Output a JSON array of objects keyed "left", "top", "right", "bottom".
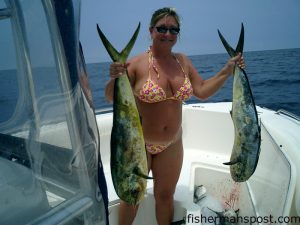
[
  {"left": 207, "top": 207, "right": 224, "bottom": 217},
  {"left": 96, "top": 23, "right": 141, "bottom": 63}
]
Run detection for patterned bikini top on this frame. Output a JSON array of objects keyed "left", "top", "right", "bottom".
[{"left": 137, "top": 49, "right": 193, "bottom": 103}]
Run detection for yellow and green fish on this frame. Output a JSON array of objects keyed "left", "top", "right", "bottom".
[
  {"left": 97, "top": 23, "right": 151, "bottom": 205},
  {"left": 218, "top": 24, "right": 261, "bottom": 182}
]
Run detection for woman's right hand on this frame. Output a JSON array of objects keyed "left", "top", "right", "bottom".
[{"left": 109, "top": 62, "right": 129, "bottom": 79}]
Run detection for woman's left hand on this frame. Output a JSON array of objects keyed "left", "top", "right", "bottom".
[{"left": 223, "top": 53, "right": 246, "bottom": 76}]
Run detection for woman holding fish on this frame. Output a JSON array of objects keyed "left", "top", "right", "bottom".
[{"left": 105, "top": 7, "right": 245, "bottom": 225}]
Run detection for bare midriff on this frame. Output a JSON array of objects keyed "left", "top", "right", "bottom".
[{"left": 136, "top": 98, "right": 182, "bottom": 145}]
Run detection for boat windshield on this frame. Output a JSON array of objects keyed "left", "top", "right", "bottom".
[{"left": 0, "top": 0, "right": 107, "bottom": 224}]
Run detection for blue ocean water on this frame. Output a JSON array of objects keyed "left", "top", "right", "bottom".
[
  {"left": 0, "top": 48, "right": 299, "bottom": 124},
  {"left": 87, "top": 48, "right": 300, "bottom": 117}
]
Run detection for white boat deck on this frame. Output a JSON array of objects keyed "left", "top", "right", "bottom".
[{"left": 96, "top": 102, "right": 300, "bottom": 225}]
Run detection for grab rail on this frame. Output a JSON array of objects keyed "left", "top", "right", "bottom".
[
  {"left": 95, "top": 107, "right": 113, "bottom": 115},
  {"left": 277, "top": 109, "right": 300, "bottom": 122},
  {"left": 28, "top": 196, "right": 93, "bottom": 225}
]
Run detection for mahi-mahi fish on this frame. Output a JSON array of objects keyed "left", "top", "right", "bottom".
[
  {"left": 97, "top": 23, "right": 151, "bottom": 205},
  {"left": 218, "top": 23, "right": 261, "bottom": 182}
]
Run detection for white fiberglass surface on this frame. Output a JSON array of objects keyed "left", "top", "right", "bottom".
[
  {"left": 190, "top": 124, "right": 293, "bottom": 224},
  {"left": 247, "top": 123, "right": 293, "bottom": 218},
  {"left": 192, "top": 164, "right": 257, "bottom": 225}
]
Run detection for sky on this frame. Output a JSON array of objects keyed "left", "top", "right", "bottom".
[{"left": 80, "top": 0, "right": 300, "bottom": 63}]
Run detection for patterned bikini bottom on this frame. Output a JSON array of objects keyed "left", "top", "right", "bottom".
[{"left": 145, "top": 127, "right": 182, "bottom": 155}]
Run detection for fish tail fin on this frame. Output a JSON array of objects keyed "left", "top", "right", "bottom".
[
  {"left": 119, "top": 23, "right": 141, "bottom": 62},
  {"left": 217, "top": 29, "right": 236, "bottom": 57},
  {"left": 207, "top": 207, "right": 223, "bottom": 217},
  {"left": 235, "top": 23, "right": 244, "bottom": 54},
  {"left": 217, "top": 22, "right": 244, "bottom": 57},
  {"left": 96, "top": 24, "right": 120, "bottom": 62},
  {"left": 223, "top": 157, "right": 241, "bottom": 165},
  {"left": 133, "top": 166, "right": 153, "bottom": 180},
  {"left": 206, "top": 207, "right": 216, "bottom": 213},
  {"left": 96, "top": 22, "right": 141, "bottom": 63}
]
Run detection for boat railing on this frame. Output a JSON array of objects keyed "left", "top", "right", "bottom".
[
  {"left": 27, "top": 195, "right": 93, "bottom": 225},
  {"left": 95, "top": 107, "right": 113, "bottom": 115},
  {"left": 277, "top": 109, "right": 300, "bottom": 122}
]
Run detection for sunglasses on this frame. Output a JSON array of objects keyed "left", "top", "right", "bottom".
[{"left": 155, "top": 26, "right": 180, "bottom": 35}]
